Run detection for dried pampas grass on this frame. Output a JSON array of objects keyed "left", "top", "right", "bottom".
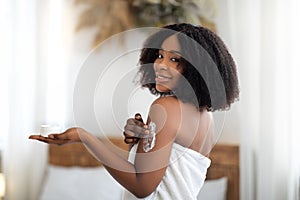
[{"left": 75, "top": 0, "right": 134, "bottom": 47}]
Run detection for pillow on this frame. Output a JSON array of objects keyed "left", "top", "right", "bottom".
[
  {"left": 40, "top": 165, "right": 123, "bottom": 200},
  {"left": 197, "top": 177, "right": 227, "bottom": 200},
  {"left": 40, "top": 165, "right": 227, "bottom": 200}
]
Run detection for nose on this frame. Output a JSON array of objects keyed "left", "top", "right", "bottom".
[
  {"left": 156, "top": 63, "right": 168, "bottom": 71},
  {"left": 155, "top": 59, "right": 169, "bottom": 71}
]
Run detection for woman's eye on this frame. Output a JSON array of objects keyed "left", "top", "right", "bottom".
[
  {"left": 157, "top": 54, "right": 163, "bottom": 59},
  {"left": 171, "top": 58, "right": 180, "bottom": 62}
]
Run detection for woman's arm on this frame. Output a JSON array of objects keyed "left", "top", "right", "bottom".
[
  {"left": 80, "top": 96, "right": 181, "bottom": 197},
  {"left": 29, "top": 96, "right": 181, "bottom": 198}
]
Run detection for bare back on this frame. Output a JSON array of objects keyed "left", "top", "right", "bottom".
[{"left": 174, "top": 101, "right": 214, "bottom": 156}]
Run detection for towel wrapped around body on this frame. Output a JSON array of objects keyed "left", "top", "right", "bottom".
[{"left": 122, "top": 142, "right": 211, "bottom": 200}]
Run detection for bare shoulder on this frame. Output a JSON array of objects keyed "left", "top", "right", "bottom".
[
  {"left": 150, "top": 96, "right": 181, "bottom": 117},
  {"left": 149, "top": 96, "right": 181, "bottom": 134},
  {"left": 151, "top": 96, "right": 181, "bottom": 113}
]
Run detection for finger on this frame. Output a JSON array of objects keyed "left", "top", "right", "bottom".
[
  {"left": 124, "top": 130, "right": 140, "bottom": 138},
  {"left": 124, "top": 119, "right": 137, "bottom": 133},
  {"left": 126, "top": 125, "right": 146, "bottom": 137},
  {"left": 124, "top": 123, "right": 146, "bottom": 136},
  {"left": 125, "top": 117, "right": 144, "bottom": 130},
  {"left": 134, "top": 113, "right": 146, "bottom": 127},
  {"left": 123, "top": 131, "right": 139, "bottom": 143},
  {"left": 132, "top": 124, "right": 149, "bottom": 136},
  {"left": 133, "top": 120, "right": 145, "bottom": 128},
  {"left": 124, "top": 137, "right": 139, "bottom": 144},
  {"left": 126, "top": 118, "right": 136, "bottom": 126},
  {"left": 124, "top": 137, "right": 135, "bottom": 144},
  {"left": 48, "top": 133, "right": 63, "bottom": 139},
  {"left": 48, "top": 132, "right": 69, "bottom": 140},
  {"left": 135, "top": 113, "right": 144, "bottom": 123},
  {"left": 29, "top": 135, "right": 69, "bottom": 145},
  {"left": 29, "top": 135, "right": 43, "bottom": 140},
  {"left": 123, "top": 131, "right": 134, "bottom": 138}
]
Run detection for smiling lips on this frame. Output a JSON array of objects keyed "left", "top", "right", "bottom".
[{"left": 155, "top": 73, "right": 172, "bottom": 83}]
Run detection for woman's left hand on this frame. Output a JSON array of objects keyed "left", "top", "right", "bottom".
[{"left": 123, "top": 113, "right": 149, "bottom": 144}]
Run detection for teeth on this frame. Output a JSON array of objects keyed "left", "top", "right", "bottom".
[
  {"left": 157, "top": 74, "right": 170, "bottom": 79},
  {"left": 156, "top": 74, "right": 171, "bottom": 83}
]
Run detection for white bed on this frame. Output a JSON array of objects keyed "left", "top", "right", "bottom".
[{"left": 39, "top": 138, "right": 239, "bottom": 200}]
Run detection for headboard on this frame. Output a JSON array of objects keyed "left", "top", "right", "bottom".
[
  {"left": 206, "top": 144, "right": 239, "bottom": 200},
  {"left": 49, "top": 138, "right": 239, "bottom": 200}
]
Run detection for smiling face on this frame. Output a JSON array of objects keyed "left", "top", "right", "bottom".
[{"left": 154, "top": 34, "right": 183, "bottom": 93}]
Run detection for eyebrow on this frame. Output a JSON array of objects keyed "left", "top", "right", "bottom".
[{"left": 159, "top": 49, "right": 182, "bottom": 56}]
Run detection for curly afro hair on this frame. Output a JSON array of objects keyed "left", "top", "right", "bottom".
[{"left": 138, "top": 23, "right": 239, "bottom": 111}]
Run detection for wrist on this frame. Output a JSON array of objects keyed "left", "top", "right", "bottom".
[
  {"left": 69, "top": 127, "right": 85, "bottom": 142},
  {"left": 74, "top": 127, "right": 92, "bottom": 143}
]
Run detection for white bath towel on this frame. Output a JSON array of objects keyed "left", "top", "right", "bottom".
[{"left": 123, "top": 143, "right": 211, "bottom": 200}]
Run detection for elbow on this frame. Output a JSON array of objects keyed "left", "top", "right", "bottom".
[
  {"left": 133, "top": 191, "right": 153, "bottom": 199},
  {"left": 131, "top": 186, "right": 156, "bottom": 198},
  {"left": 130, "top": 175, "right": 161, "bottom": 198}
]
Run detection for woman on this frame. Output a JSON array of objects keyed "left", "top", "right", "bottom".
[{"left": 29, "top": 23, "right": 239, "bottom": 199}]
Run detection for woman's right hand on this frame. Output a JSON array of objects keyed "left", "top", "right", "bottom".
[
  {"left": 29, "top": 127, "right": 83, "bottom": 145},
  {"left": 123, "top": 113, "right": 149, "bottom": 145}
]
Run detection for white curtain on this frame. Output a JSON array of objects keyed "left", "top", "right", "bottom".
[
  {"left": 0, "top": 0, "right": 69, "bottom": 199},
  {"left": 216, "top": 0, "right": 300, "bottom": 199},
  {"left": 0, "top": 0, "right": 149, "bottom": 199}
]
